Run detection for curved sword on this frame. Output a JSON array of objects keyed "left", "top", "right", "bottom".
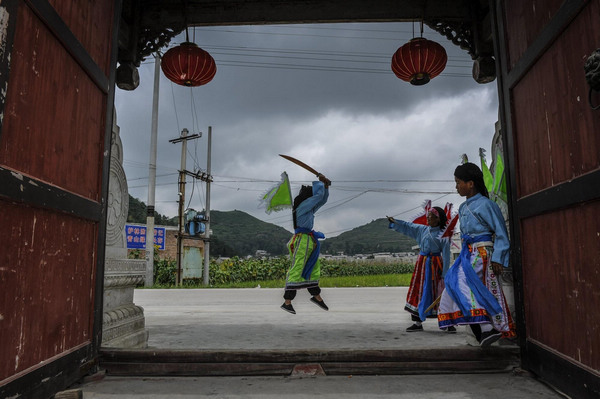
[{"left": 279, "top": 154, "right": 331, "bottom": 186}]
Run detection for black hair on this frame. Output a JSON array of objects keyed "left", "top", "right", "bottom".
[
  {"left": 292, "top": 185, "right": 312, "bottom": 229},
  {"left": 454, "top": 162, "right": 489, "bottom": 198},
  {"left": 432, "top": 206, "right": 448, "bottom": 228}
]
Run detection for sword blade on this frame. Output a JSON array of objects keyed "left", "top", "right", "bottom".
[{"left": 279, "top": 154, "right": 320, "bottom": 177}]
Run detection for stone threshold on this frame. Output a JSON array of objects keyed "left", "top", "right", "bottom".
[{"left": 99, "top": 347, "right": 520, "bottom": 376}]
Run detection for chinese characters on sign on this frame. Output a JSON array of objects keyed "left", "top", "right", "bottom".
[{"left": 125, "top": 224, "right": 166, "bottom": 250}]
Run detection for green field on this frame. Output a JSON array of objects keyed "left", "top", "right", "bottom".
[
  {"left": 146, "top": 256, "right": 415, "bottom": 288},
  {"left": 175, "top": 273, "right": 413, "bottom": 288}
]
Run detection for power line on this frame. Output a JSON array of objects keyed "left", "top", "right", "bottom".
[
  {"left": 262, "top": 24, "right": 415, "bottom": 34},
  {"left": 143, "top": 38, "right": 472, "bottom": 77},
  {"left": 126, "top": 172, "right": 178, "bottom": 182},
  {"left": 198, "top": 23, "right": 416, "bottom": 35},
  {"left": 317, "top": 191, "right": 369, "bottom": 215},
  {"left": 320, "top": 193, "right": 454, "bottom": 236},
  {"left": 144, "top": 45, "right": 470, "bottom": 65},
  {"left": 193, "top": 26, "right": 435, "bottom": 43},
  {"left": 128, "top": 172, "right": 455, "bottom": 193},
  {"left": 214, "top": 61, "right": 471, "bottom": 77}
]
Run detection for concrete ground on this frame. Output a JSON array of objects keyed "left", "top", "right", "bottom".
[
  {"left": 77, "top": 287, "right": 564, "bottom": 398},
  {"left": 129, "top": 287, "right": 485, "bottom": 350}
]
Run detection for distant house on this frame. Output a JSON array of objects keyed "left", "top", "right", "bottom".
[{"left": 255, "top": 250, "right": 269, "bottom": 258}]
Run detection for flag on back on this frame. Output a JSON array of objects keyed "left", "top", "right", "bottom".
[
  {"left": 479, "top": 147, "right": 508, "bottom": 204},
  {"left": 259, "top": 171, "right": 293, "bottom": 214},
  {"left": 479, "top": 148, "right": 493, "bottom": 193},
  {"left": 494, "top": 152, "right": 508, "bottom": 203},
  {"left": 411, "top": 199, "right": 432, "bottom": 225}
]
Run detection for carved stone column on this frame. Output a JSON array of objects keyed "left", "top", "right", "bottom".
[{"left": 102, "top": 110, "right": 149, "bottom": 348}]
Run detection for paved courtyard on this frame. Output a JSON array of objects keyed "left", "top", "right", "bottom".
[{"left": 127, "top": 287, "right": 491, "bottom": 350}]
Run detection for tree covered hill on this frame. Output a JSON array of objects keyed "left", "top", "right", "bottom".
[
  {"left": 127, "top": 195, "right": 417, "bottom": 257},
  {"left": 209, "top": 210, "right": 291, "bottom": 257},
  {"left": 127, "top": 195, "right": 178, "bottom": 226},
  {"left": 126, "top": 196, "right": 291, "bottom": 257},
  {"left": 320, "top": 218, "right": 417, "bottom": 255}
]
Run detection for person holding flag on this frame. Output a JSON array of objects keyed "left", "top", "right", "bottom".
[
  {"left": 280, "top": 172, "right": 331, "bottom": 314},
  {"left": 258, "top": 166, "right": 331, "bottom": 315}
]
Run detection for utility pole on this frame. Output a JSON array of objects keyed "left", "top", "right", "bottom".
[
  {"left": 145, "top": 52, "right": 160, "bottom": 287},
  {"left": 176, "top": 128, "right": 187, "bottom": 286},
  {"left": 169, "top": 128, "right": 201, "bottom": 286},
  {"left": 203, "top": 126, "right": 212, "bottom": 286}
]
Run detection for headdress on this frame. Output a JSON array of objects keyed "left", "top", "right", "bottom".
[
  {"left": 438, "top": 202, "right": 458, "bottom": 243},
  {"left": 411, "top": 200, "right": 453, "bottom": 232},
  {"left": 411, "top": 199, "right": 432, "bottom": 225}
]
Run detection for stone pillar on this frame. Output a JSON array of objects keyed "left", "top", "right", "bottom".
[{"left": 101, "top": 109, "right": 148, "bottom": 348}]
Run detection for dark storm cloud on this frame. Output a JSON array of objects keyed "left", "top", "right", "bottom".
[{"left": 115, "top": 22, "right": 499, "bottom": 235}]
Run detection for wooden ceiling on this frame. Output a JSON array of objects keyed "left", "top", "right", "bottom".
[{"left": 116, "top": 0, "right": 494, "bottom": 89}]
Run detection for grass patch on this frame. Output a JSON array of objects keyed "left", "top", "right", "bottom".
[
  {"left": 320, "top": 273, "right": 412, "bottom": 288},
  {"left": 166, "top": 273, "right": 413, "bottom": 289}
]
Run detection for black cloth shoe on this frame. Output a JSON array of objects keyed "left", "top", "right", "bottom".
[
  {"left": 479, "top": 329, "right": 502, "bottom": 347},
  {"left": 445, "top": 326, "right": 457, "bottom": 333},
  {"left": 310, "top": 297, "right": 329, "bottom": 311},
  {"left": 406, "top": 323, "right": 424, "bottom": 332},
  {"left": 280, "top": 303, "right": 296, "bottom": 314}
]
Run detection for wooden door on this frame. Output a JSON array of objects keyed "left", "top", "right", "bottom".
[
  {"left": 0, "top": 1, "right": 119, "bottom": 397},
  {"left": 492, "top": 1, "right": 600, "bottom": 397}
]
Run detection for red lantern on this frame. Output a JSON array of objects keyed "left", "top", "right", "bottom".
[
  {"left": 391, "top": 37, "right": 447, "bottom": 85},
  {"left": 161, "top": 42, "right": 216, "bottom": 87}
]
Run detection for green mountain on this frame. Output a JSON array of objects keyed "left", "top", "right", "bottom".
[
  {"left": 127, "top": 195, "right": 178, "bottom": 226},
  {"left": 209, "top": 210, "right": 291, "bottom": 257},
  {"left": 127, "top": 196, "right": 417, "bottom": 257},
  {"left": 126, "top": 196, "right": 290, "bottom": 257},
  {"left": 320, "top": 218, "right": 417, "bottom": 255}
]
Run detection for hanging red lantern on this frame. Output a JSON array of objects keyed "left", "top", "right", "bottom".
[
  {"left": 391, "top": 37, "right": 447, "bottom": 85},
  {"left": 161, "top": 42, "right": 216, "bottom": 87}
]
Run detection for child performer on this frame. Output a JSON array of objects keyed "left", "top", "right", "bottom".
[
  {"left": 281, "top": 173, "right": 331, "bottom": 314},
  {"left": 437, "top": 162, "right": 516, "bottom": 347},
  {"left": 388, "top": 204, "right": 453, "bottom": 332}
]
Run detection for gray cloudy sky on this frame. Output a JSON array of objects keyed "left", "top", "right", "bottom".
[{"left": 114, "top": 22, "right": 499, "bottom": 237}]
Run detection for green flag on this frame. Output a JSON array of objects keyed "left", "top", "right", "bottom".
[
  {"left": 479, "top": 148, "right": 493, "bottom": 194},
  {"left": 260, "top": 171, "right": 293, "bottom": 214},
  {"left": 494, "top": 153, "right": 508, "bottom": 203}
]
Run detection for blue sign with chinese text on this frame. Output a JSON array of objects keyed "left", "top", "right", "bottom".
[{"left": 125, "top": 224, "right": 166, "bottom": 250}]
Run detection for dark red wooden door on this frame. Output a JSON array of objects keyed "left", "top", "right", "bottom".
[
  {"left": 0, "top": 1, "right": 119, "bottom": 397},
  {"left": 493, "top": 1, "right": 600, "bottom": 397}
]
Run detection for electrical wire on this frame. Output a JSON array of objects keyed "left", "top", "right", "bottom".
[
  {"left": 146, "top": 22, "right": 473, "bottom": 77},
  {"left": 194, "top": 26, "right": 430, "bottom": 42}
]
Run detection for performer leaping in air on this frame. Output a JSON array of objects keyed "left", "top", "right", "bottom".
[{"left": 281, "top": 173, "right": 331, "bottom": 314}]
